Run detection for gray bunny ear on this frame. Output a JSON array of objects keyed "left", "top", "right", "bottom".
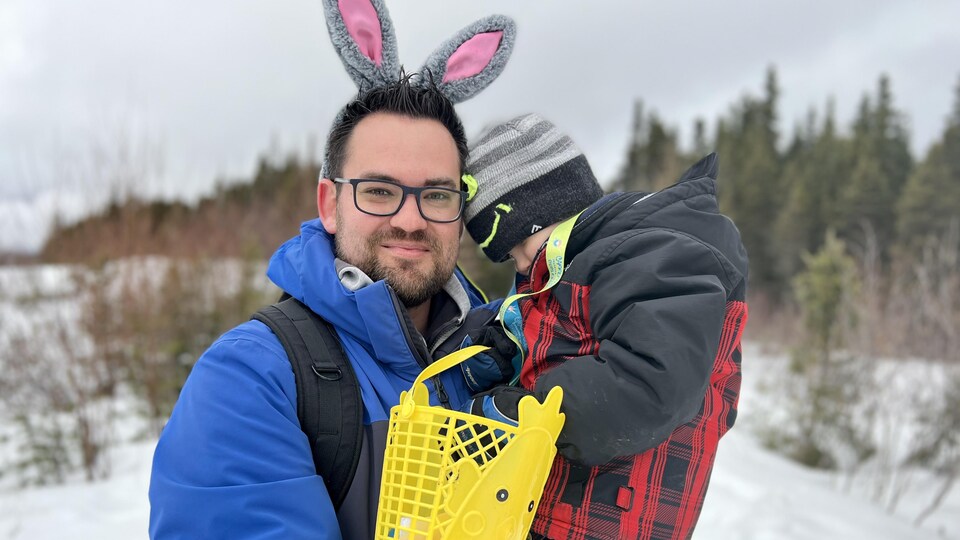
[
  {"left": 417, "top": 15, "right": 516, "bottom": 104},
  {"left": 322, "top": 0, "right": 400, "bottom": 90}
]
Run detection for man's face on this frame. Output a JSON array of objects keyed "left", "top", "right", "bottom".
[{"left": 320, "top": 112, "right": 462, "bottom": 307}]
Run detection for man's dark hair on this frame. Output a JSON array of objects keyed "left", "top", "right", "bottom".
[{"left": 324, "top": 72, "right": 468, "bottom": 180}]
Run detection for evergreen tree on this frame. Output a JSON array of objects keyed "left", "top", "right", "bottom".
[
  {"left": 793, "top": 230, "right": 859, "bottom": 372},
  {"left": 786, "top": 230, "right": 870, "bottom": 469},
  {"left": 716, "top": 67, "right": 785, "bottom": 295},
  {"left": 614, "top": 100, "right": 652, "bottom": 192},
  {"left": 613, "top": 100, "right": 683, "bottom": 192},
  {"left": 692, "top": 117, "right": 710, "bottom": 158},
  {"left": 777, "top": 108, "right": 819, "bottom": 279},
  {"left": 897, "top": 75, "right": 960, "bottom": 253},
  {"left": 838, "top": 75, "right": 913, "bottom": 256}
]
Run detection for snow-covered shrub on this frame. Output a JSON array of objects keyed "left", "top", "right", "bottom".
[
  {"left": 0, "top": 256, "right": 275, "bottom": 486},
  {"left": 769, "top": 231, "right": 875, "bottom": 470}
]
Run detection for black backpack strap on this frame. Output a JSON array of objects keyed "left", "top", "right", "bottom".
[{"left": 252, "top": 297, "right": 364, "bottom": 510}]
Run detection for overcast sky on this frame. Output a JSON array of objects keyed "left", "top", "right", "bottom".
[{"left": 2, "top": 0, "right": 959, "bottom": 252}]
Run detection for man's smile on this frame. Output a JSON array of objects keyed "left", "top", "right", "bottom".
[{"left": 381, "top": 242, "right": 431, "bottom": 258}]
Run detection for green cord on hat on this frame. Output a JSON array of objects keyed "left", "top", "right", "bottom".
[
  {"left": 462, "top": 174, "right": 478, "bottom": 202},
  {"left": 478, "top": 203, "right": 512, "bottom": 249}
]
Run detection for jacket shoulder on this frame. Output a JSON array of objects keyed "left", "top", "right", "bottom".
[
  {"left": 149, "top": 320, "right": 334, "bottom": 537},
  {"left": 210, "top": 321, "right": 295, "bottom": 384}
]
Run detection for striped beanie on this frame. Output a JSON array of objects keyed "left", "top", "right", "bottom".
[{"left": 464, "top": 113, "right": 604, "bottom": 262}]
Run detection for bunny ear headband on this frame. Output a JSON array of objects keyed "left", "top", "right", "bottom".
[{"left": 322, "top": 0, "right": 516, "bottom": 103}]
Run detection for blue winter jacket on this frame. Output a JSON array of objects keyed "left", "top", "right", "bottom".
[{"left": 148, "top": 219, "right": 485, "bottom": 539}]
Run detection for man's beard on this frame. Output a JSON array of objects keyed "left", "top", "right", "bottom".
[{"left": 335, "top": 221, "right": 455, "bottom": 308}]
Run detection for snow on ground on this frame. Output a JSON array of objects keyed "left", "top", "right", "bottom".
[
  {"left": 701, "top": 430, "right": 948, "bottom": 540},
  {"left": 2, "top": 423, "right": 952, "bottom": 539},
  {"left": 0, "top": 439, "right": 155, "bottom": 540},
  {"left": 0, "top": 265, "right": 956, "bottom": 539},
  {"left": 2, "top": 343, "right": 954, "bottom": 539}
]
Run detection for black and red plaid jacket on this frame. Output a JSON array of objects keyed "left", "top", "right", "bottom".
[{"left": 519, "top": 155, "right": 749, "bottom": 540}]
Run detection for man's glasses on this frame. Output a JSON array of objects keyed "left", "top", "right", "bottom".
[{"left": 333, "top": 178, "right": 467, "bottom": 223}]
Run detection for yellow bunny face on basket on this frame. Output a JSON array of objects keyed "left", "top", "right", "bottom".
[
  {"left": 442, "top": 387, "right": 564, "bottom": 538},
  {"left": 376, "top": 346, "right": 564, "bottom": 540}
]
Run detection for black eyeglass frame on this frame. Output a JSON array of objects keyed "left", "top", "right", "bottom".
[{"left": 332, "top": 178, "right": 468, "bottom": 224}]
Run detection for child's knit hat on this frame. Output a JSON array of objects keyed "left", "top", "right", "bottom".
[{"left": 464, "top": 113, "right": 604, "bottom": 262}]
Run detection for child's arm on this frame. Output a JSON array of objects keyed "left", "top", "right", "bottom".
[{"left": 532, "top": 228, "right": 743, "bottom": 466}]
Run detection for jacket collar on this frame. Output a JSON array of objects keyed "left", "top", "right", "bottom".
[{"left": 266, "top": 219, "right": 474, "bottom": 374}]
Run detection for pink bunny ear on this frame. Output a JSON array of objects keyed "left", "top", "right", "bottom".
[
  {"left": 338, "top": 0, "right": 383, "bottom": 66},
  {"left": 322, "top": 0, "right": 399, "bottom": 90},
  {"left": 417, "top": 15, "right": 516, "bottom": 104},
  {"left": 443, "top": 31, "right": 503, "bottom": 83}
]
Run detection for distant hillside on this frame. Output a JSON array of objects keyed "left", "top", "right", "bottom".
[
  {"left": 40, "top": 156, "right": 320, "bottom": 264},
  {"left": 39, "top": 154, "right": 515, "bottom": 296},
  {"left": 0, "top": 252, "right": 39, "bottom": 266}
]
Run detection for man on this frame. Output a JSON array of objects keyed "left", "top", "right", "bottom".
[
  {"left": 149, "top": 77, "right": 491, "bottom": 539},
  {"left": 149, "top": 2, "right": 516, "bottom": 536}
]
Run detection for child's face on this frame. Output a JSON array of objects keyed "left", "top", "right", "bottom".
[{"left": 508, "top": 224, "right": 558, "bottom": 276}]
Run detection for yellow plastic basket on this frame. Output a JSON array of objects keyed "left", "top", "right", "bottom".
[{"left": 375, "top": 345, "right": 564, "bottom": 540}]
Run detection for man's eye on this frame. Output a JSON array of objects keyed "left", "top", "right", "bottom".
[
  {"left": 424, "top": 191, "right": 452, "bottom": 201},
  {"left": 362, "top": 188, "right": 395, "bottom": 197}
]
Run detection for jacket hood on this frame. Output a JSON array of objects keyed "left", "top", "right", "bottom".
[
  {"left": 266, "top": 219, "right": 477, "bottom": 378},
  {"left": 570, "top": 153, "right": 749, "bottom": 289},
  {"left": 268, "top": 220, "right": 366, "bottom": 335}
]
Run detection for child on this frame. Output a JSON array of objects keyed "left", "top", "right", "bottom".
[{"left": 455, "top": 113, "right": 749, "bottom": 540}]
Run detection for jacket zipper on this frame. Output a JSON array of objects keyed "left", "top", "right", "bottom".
[
  {"left": 429, "top": 320, "right": 459, "bottom": 408},
  {"left": 387, "top": 286, "right": 452, "bottom": 409},
  {"left": 429, "top": 319, "right": 461, "bottom": 356}
]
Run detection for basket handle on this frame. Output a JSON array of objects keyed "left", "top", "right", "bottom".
[{"left": 411, "top": 345, "right": 490, "bottom": 392}]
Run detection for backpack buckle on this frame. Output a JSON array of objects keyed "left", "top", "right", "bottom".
[{"left": 313, "top": 363, "right": 343, "bottom": 381}]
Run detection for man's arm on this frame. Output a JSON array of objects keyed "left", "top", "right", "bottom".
[
  {"left": 148, "top": 324, "right": 342, "bottom": 539},
  {"left": 533, "top": 228, "right": 737, "bottom": 466}
]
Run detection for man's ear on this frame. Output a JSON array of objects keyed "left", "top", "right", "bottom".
[{"left": 317, "top": 178, "right": 338, "bottom": 234}]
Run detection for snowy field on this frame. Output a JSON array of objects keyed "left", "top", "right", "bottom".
[{"left": 0, "top": 265, "right": 957, "bottom": 539}]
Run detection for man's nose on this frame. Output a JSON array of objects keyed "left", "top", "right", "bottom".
[{"left": 389, "top": 193, "right": 428, "bottom": 232}]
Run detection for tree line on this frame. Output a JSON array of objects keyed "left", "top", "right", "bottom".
[
  {"left": 38, "top": 67, "right": 960, "bottom": 309},
  {"left": 614, "top": 68, "right": 960, "bottom": 305}
]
